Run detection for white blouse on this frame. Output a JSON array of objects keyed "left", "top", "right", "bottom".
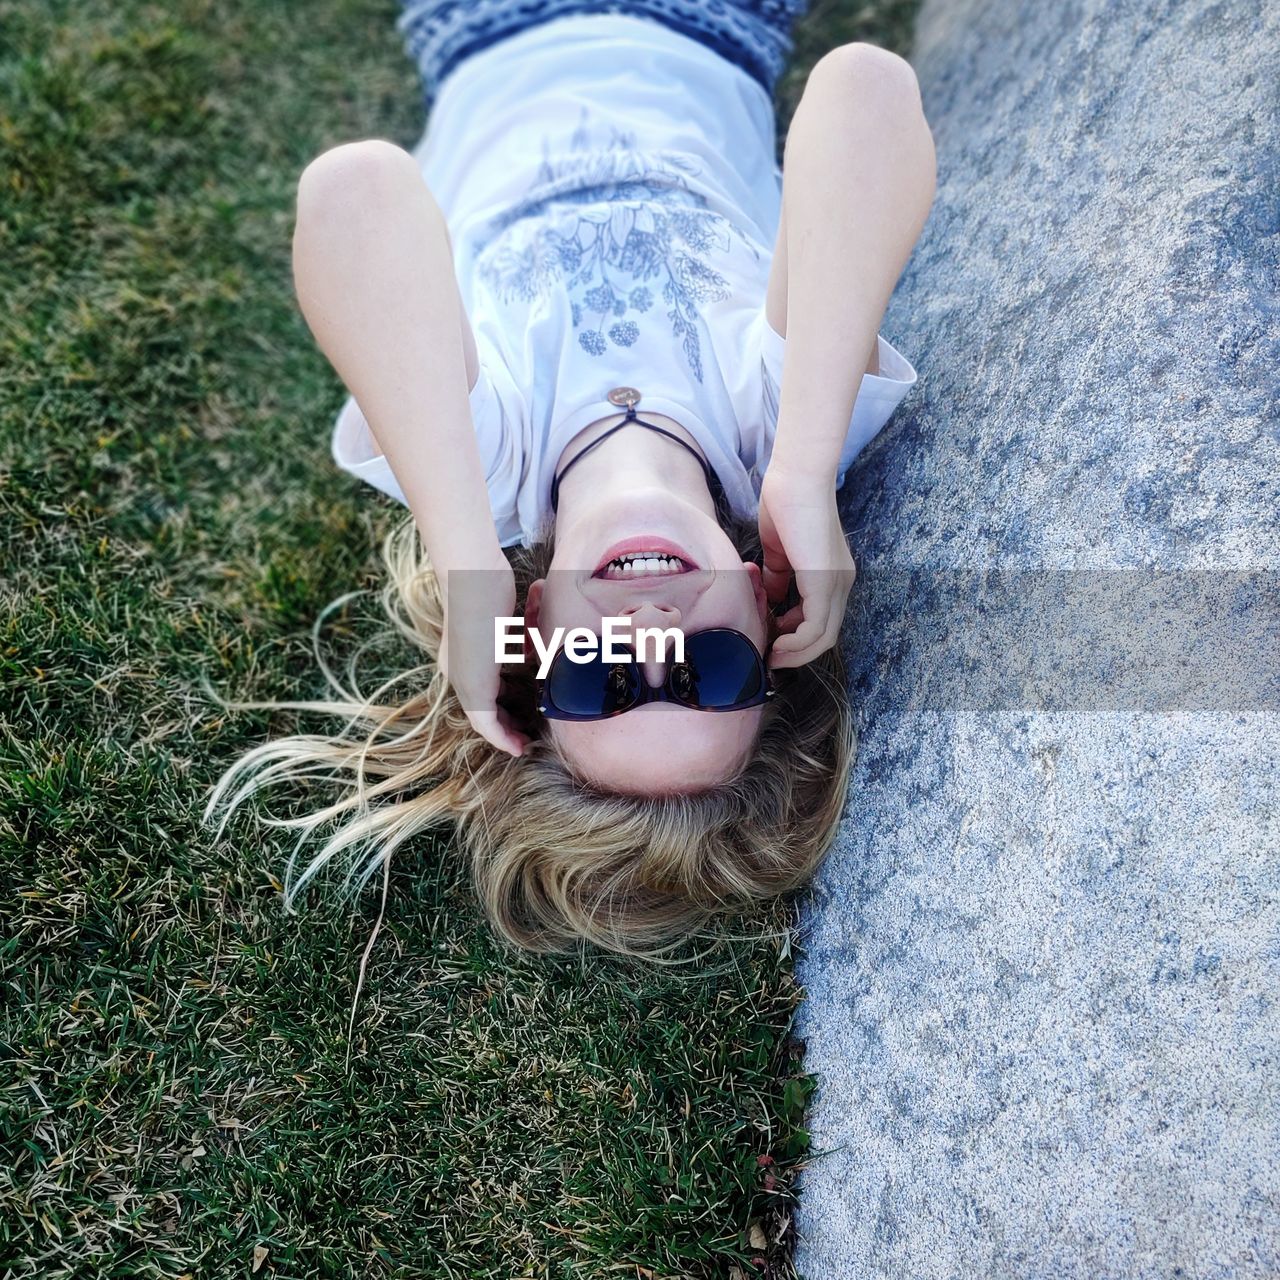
[{"left": 332, "top": 13, "right": 918, "bottom": 546}]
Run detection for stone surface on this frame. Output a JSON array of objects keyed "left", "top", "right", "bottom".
[{"left": 793, "top": 0, "right": 1280, "bottom": 1276}]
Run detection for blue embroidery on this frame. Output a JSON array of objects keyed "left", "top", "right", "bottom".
[
  {"left": 608, "top": 320, "right": 639, "bottom": 347},
  {"left": 473, "top": 108, "right": 761, "bottom": 383}
]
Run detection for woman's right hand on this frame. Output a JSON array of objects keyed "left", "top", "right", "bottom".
[{"left": 438, "top": 557, "right": 531, "bottom": 758}]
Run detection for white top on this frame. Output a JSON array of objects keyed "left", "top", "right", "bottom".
[{"left": 332, "top": 13, "right": 918, "bottom": 547}]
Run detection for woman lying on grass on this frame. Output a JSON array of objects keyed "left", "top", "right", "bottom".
[{"left": 206, "top": 2, "right": 936, "bottom": 958}]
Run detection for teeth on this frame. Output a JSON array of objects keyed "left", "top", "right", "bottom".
[{"left": 603, "top": 553, "right": 687, "bottom": 575}]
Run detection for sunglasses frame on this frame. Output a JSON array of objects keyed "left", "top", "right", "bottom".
[{"left": 536, "top": 626, "right": 777, "bottom": 722}]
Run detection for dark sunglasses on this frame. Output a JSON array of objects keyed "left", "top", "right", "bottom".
[{"left": 537, "top": 627, "right": 775, "bottom": 722}]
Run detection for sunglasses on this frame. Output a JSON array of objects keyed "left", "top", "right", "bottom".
[{"left": 536, "top": 627, "right": 776, "bottom": 722}]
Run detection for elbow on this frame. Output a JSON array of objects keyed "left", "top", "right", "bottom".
[
  {"left": 809, "top": 43, "right": 936, "bottom": 201},
  {"left": 810, "top": 42, "right": 933, "bottom": 145},
  {"left": 295, "top": 139, "right": 434, "bottom": 234},
  {"left": 811, "top": 42, "right": 925, "bottom": 114}
]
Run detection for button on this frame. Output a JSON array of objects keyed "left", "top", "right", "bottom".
[{"left": 607, "top": 386, "right": 642, "bottom": 408}]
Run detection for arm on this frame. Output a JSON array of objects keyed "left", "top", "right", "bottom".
[
  {"left": 766, "top": 203, "right": 881, "bottom": 379},
  {"left": 757, "top": 45, "right": 936, "bottom": 667},
  {"left": 765, "top": 43, "right": 936, "bottom": 485},
  {"left": 292, "top": 139, "right": 506, "bottom": 576},
  {"left": 293, "top": 140, "right": 528, "bottom": 757}
]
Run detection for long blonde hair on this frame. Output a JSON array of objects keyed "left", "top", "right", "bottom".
[{"left": 203, "top": 507, "right": 856, "bottom": 961}]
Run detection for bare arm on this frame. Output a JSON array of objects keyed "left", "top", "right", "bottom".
[
  {"left": 766, "top": 199, "right": 880, "bottom": 377},
  {"left": 755, "top": 47, "right": 935, "bottom": 667},
  {"left": 292, "top": 140, "right": 529, "bottom": 755},
  {"left": 765, "top": 43, "right": 936, "bottom": 483},
  {"left": 292, "top": 139, "right": 506, "bottom": 574}
]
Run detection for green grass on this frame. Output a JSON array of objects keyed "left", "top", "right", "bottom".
[{"left": 0, "top": 2, "right": 917, "bottom": 1276}]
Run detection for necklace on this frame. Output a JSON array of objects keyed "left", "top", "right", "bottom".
[{"left": 549, "top": 387, "right": 720, "bottom": 514}]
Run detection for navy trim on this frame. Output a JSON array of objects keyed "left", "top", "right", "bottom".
[
  {"left": 436, "top": 10, "right": 774, "bottom": 95},
  {"left": 399, "top": 1, "right": 808, "bottom": 102}
]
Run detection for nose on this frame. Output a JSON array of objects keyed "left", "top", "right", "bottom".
[{"left": 619, "top": 601, "right": 682, "bottom": 689}]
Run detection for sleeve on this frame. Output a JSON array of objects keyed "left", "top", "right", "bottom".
[
  {"left": 750, "top": 310, "right": 918, "bottom": 487},
  {"left": 329, "top": 356, "right": 523, "bottom": 542}
]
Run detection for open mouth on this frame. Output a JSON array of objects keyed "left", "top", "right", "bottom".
[
  {"left": 591, "top": 537, "right": 700, "bottom": 580},
  {"left": 593, "top": 552, "right": 697, "bottom": 580}
]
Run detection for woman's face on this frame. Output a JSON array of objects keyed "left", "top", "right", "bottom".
[{"left": 527, "top": 487, "right": 773, "bottom": 794}]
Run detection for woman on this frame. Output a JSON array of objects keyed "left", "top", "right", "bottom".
[{"left": 205, "top": 2, "right": 937, "bottom": 957}]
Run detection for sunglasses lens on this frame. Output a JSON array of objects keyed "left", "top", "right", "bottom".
[
  {"left": 675, "top": 631, "right": 764, "bottom": 708},
  {"left": 546, "top": 654, "right": 641, "bottom": 717}
]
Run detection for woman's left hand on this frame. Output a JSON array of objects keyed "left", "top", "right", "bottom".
[{"left": 757, "top": 467, "right": 856, "bottom": 669}]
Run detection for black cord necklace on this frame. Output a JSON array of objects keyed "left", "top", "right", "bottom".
[{"left": 549, "top": 386, "right": 720, "bottom": 514}]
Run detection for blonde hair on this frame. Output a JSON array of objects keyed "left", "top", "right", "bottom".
[{"left": 203, "top": 508, "right": 856, "bottom": 961}]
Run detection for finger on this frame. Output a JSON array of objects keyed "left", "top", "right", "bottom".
[
  {"left": 759, "top": 532, "right": 793, "bottom": 605},
  {"left": 768, "top": 608, "right": 827, "bottom": 666},
  {"left": 762, "top": 561, "right": 792, "bottom": 606},
  {"left": 770, "top": 633, "right": 834, "bottom": 668},
  {"left": 468, "top": 708, "right": 529, "bottom": 758},
  {"left": 761, "top": 542, "right": 792, "bottom": 600},
  {"left": 771, "top": 602, "right": 806, "bottom": 634},
  {"left": 769, "top": 583, "right": 841, "bottom": 663},
  {"left": 769, "top": 595, "right": 843, "bottom": 669},
  {"left": 496, "top": 704, "right": 532, "bottom": 753}
]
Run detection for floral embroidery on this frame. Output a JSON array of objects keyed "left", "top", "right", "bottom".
[
  {"left": 473, "top": 107, "right": 760, "bottom": 382},
  {"left": 608, "top": 320, "right": 639, "bottom": 347}
]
